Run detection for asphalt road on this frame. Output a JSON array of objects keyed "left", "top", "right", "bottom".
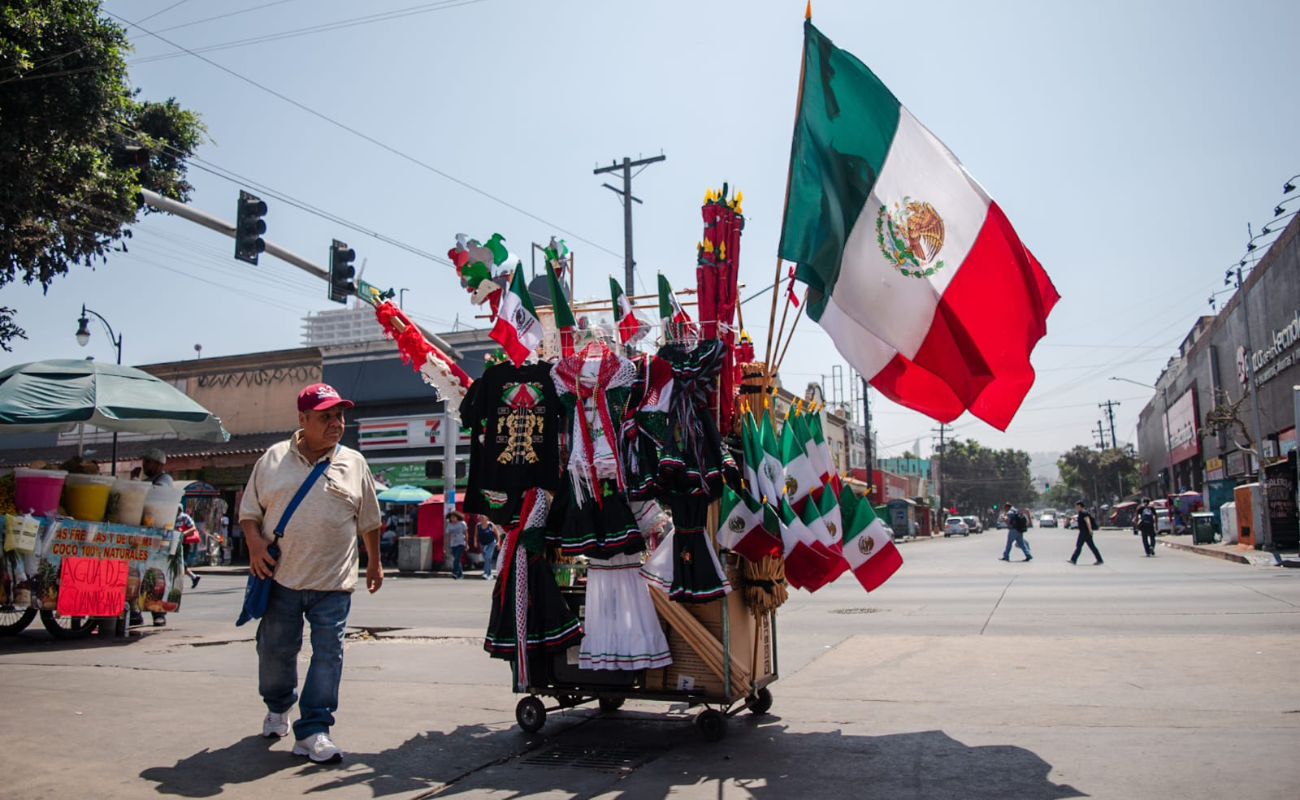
[{"left": 3, "top": 529, "right": 1298, "bottom": 800}]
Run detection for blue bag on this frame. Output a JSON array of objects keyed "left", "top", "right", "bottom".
[{"left": 236, "top": 448, "right": 335, "bottom": 626}]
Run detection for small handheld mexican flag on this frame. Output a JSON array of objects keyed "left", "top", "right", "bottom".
[
  {"left": 842, "top": 498, "right": 903, "bottom": 592},
  {"left": 718, "top": 485, "right": 781, "bottom": 563},
  {"left": 658, "top": 273, "right": 697, "bottom": 342},
  {"left": 491, "top": 265, "right": 543, "bottom": 366},
  {"left": 779, "top": 412, "right": 818, "bottom": 515},
  {"left": 546, "top": 260, "right": 575, "bottom": 356},
  {"left": 610, "top": 276, "right": 649, "bottom": 345}
]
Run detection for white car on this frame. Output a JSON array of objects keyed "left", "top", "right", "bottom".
[
  {"left": 1039, "top": 511, "right": 1058, "bottom": 528},
  {"left": 944, "top": 517, "right": 969, "bottom": 537},
  {"left": 963, "top": 515, "right": 983, "bottom": 534}
]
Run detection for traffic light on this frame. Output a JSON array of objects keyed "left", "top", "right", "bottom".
[
  {"left": 993, "top": 504, "right": 999, "bottom": 510},
  {"left": 328, "top": 239, "right": 356, "bottom": 303},
  {"left": 235, "top": 190, "right": 267, "bottom": 264}
]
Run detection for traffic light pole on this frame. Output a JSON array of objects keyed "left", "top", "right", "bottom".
[
  {"left": 139, "top": 189, "right": 461, "bottom": 355},
  {"left": 141, "top": 189, "right": 328, "bottom": 280}
]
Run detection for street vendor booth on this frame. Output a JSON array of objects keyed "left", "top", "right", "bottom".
[{"left": 0, "top": 359, "right": 228, "bottom": 639}]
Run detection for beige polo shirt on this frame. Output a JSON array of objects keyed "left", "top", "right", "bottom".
[{"left": 239, "top": 432, "right": 382, "bottom": 592}]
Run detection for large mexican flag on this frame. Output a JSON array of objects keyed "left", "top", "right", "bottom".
[
  {"left": 778, "top": 21, "right": 1059, "bottom": 431},
  {"left": 491, "top": 265, "right": 543, "bottom": 366}
]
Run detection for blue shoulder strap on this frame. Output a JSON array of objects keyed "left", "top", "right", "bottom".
[{"left": 274, "top": 445, "right": 338, "bottom": 538}]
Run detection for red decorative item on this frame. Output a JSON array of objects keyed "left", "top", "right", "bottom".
[{"left": 696, "top": 185, "right": 744, "bottom": 432}]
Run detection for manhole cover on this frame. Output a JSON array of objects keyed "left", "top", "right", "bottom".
[
  {"left": 831, "top": 607, "right": 881, "bottom": 615},
  {"left": 521, "top": 743, "right": 659, "bottom": 773}
]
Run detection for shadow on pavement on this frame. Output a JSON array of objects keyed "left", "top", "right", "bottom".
[
  {"left": 140, "top": 735, "right": 299, "bottom": 796},
  {"left": 139, "top": 715, "right": 1084, "bottom": 799}
]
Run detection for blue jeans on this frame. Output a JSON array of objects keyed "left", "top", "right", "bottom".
[
  {"left": 257, "top": 582, "right": 351, "bottom": 739},
  {"left": 450, "top": 544, "right": 465, "bottom": 578},
  {"left": 1003, "top": 529, "right": 1031, "bottom": 559},
  {"left": 481, "top": 539, "right": 496, "bottom": 578}
]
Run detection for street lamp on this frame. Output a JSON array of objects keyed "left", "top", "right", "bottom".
[
  {"left": 1111, "top": 376, "right": 1175, "bottom": 499},
  {"left": 74, "top": 304, "right": 123, "bottom": 472}
]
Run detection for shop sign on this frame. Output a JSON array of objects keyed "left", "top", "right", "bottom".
[
  {"left": 1280, "top": 427, "right": 1297, "bottom": 457},
  {"left": 1205, "top": 457, "right": 1224, "bottom": 481},
  {"left": 0, "top": 518, "right": 182, "bottom": 614},
  {"left": 1162, "top": 388, "right": 1199, "bottom": 464},
  {"left": 369, "top": 460, "right": 466, "bottom": 490},
  {"left": 358, "top": 416, "right": 469, "bottom": 451},
  {"left": 1225, "top": 450, "right": 1248, "bottom": 477},
  {"left": 1237, "top": 308, "right": 1300, "bottom": 389}
]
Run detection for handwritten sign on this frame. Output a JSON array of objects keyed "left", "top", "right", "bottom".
[{"left": 57, "top": 557, "right": 129, "bottom": 617}]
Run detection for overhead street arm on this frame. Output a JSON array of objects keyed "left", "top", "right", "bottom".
[{"left": 137, "top": 188, "right": 461, "bottom": 359}]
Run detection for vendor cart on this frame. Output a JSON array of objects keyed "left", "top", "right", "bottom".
[{"left": 510, "top": 559, "right": 778, "bottom": 742}]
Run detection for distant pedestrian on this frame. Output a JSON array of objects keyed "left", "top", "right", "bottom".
[
  {"left": 1135, "top": 497, "right": 1158, "bottom": 556},
  {"left": 476, "top": 517, "right": 499, "bottom": 580},
  {"left": 1068, "top": 500, "right": 1103, "bottom": 565},
  {"left": 999, "top": 502, "right": 1032, "bottom": 562},
  {"left": 446, "top": 511, "right": 467, "bottom": 579}
]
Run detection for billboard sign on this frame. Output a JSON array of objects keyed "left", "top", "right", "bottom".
[{"left": 1163, "top": 388, "right": 1199, "bottom": 464}]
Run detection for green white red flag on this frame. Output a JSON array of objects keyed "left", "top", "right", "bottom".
[
  {"left": 546, "top": 260, "right": 575, "bottom": 356},
  {"left": 777, "top": 496, "right": 832, "bottom": 591},
  {"left": 757, "top": 411, "right": 786, "bottom": 508},
  {"left": 718, "top": 485, "right": 781, "bottom": 563},
  {"left": 491, "top": 265, "right": 543, "bottom": 366},
  {"left": 841, "top": 497, "right": 903, "bottom": 592},
  {"left": 778, "top": 21, "right": 1059, "bottom": 431},
  {"left": 609, "top": 277, "right": 649, "bottom": 346},
  {"left": 779, "top": 412, "right": 818, "bottom": 514},
  {"left": 658, "top": 273, "right": 697, "bottom": 342}
]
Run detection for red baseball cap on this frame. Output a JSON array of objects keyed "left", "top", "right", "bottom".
[{"left": 297, "top": 383, "right": 354, "bottom": 413}]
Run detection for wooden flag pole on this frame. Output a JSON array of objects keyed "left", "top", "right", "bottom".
[
  {"left": 772, "top": 290, "right": 807, "bottom": 375},
  {"left": 765, "top": 6, "right": 811, "bottom": 374}
]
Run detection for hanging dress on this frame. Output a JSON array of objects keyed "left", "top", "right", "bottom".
[
  {"left": 579, "top": 550, "right": 673, "bottom": 671},
  {"left": 641, "top": 492, "right": 732, "bottom": 603},
  {"left": 484, "top": 489, "right": 583, "bottom": 689},
  {"left": 624, "top": 354, "right": 675, "bottom": 500},
  {"left": 655, "top": 339, "right": 737, "bottom": 499},
  {"left": 546, "top": 344, "right": 643, "bottom": 559}
]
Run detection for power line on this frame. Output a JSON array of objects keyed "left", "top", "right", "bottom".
[
  {"left": 130, "top": 0, "right": 489, "bottom": 65},
  {"left": 105, "top": 10, "right": 625, "bottom": 264}
]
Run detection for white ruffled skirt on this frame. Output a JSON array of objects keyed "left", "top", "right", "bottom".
[{"left": 578, "top": 551, "right": 672, "bottom": 670}]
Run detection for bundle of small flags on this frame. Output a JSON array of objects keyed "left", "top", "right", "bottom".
[{"left": 718, "top": 400, "right": 901, "bottom": 593}]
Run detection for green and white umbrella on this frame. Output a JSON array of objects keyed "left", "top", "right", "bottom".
[{"left": 0, "top": 359, "right": 229, "bottom": 442}]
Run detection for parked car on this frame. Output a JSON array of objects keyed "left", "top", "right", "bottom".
[
  {"left": 1039, "top": 511, "right": 1058, "bottom": 528},
  {"left": 1064, "top": 514, "right": 1076, "bottom": 529},
  {"left": 963, "top": 515, "right": 983, "bottom": 534},
  {"left": 944, "top": 517, "right": 969, "bottom": 537}
]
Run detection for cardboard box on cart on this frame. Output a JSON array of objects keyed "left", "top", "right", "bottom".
[{"left": 643, "top": 567, "right": 775, "bottom": 697}]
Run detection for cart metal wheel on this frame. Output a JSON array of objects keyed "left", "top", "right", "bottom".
[
  {"left": 696, "top": 708, "right": 727, "bottom": 742},
  {"left": 40, "top": 610, "right": 96, "bottom": 640},
  {"left": 598, "top": 696, "right": 624, "bottom": 713},
  {"left": 0, "top": 606, "right": 36, "bottom": 636},
  {"left": 515, "top": 696, "right": 546, "bottom": 733},
  {"left": 748, "top": 687, "right": 773, "bottom": 716}
]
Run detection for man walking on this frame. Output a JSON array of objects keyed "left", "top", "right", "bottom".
[
  {"left": 1000, "top": 502, "right": 1032, "bottom": 562},
  {"left": 446, "top": 511, "right": 467, "bottom": 579},
  {"left": 240, "top": 383, "right": 383, "bottom": 764},
  {"left": 1135, "top": 497, "right": 1158, "bottom": 557},
  {"left": 1068, "top": 500, "right": 1104, "bottom": 565}
]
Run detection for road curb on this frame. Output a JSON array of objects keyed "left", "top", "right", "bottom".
[{"left": 1158, "top": 539, "right": 1282, "bottom": 566}]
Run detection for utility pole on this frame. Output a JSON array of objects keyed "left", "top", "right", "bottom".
[
  {"left": 1094, "top": 420, "right": 1107, "bottom": 450},
  {"left": 593, "top": 154, "right": 666, "bottom": 295},
  {"left": 861, "top": 377, "right": 873, "bottom": 479},
  {"left": 932, "top": 423, "right": 949, "bottom": 517},
  {"left": 1099, "top": 399, "right": 1120, "bottom": 449}
]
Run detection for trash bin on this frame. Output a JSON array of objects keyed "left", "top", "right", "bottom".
[{"left": 1190, "top": 512, "right": 1216, "bottom": 545}]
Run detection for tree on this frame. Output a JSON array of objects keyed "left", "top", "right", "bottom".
[
  {"left": 1056, "top": 445, "right": 1140, "bottom": 505},
  {"left": 938, "top": 439, "right": 1035, "bottom": 516},
  {"left": 0, "top": 1, "right": 205, "bottom": 350}
]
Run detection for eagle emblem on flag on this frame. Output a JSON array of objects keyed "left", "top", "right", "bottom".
[
  {"left": 876, "top": 197, "right": 946, "bottom": 277},
  {"left": 728, "top": 515, "right": 747, "bottom": 533},
  {"left": 784, "top": 476, "right": 799, "bottom": 495},
  {"left": 858, "top": 536, "right": 876, "bottom": 556}
]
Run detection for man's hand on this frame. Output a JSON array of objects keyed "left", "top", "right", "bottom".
[
  {"left": 242, "top": 521, "right": 276, "bottom": 579},
  {"left": 366, "top": 560, "right": 384, "bottom": 594}
]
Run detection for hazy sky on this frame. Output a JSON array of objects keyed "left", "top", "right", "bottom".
[{"left": 6, "top": 0, "right": 1298, "bottom": 458}]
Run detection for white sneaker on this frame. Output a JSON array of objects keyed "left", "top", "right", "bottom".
[
  {"left": 292, "top": 732, "right": 343, "bottom": 763},
  {"left": 262, "top": 711, "right": 290, "bottom": 738}
]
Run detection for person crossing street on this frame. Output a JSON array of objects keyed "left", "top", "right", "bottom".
[
  {"left": 1068, "top": 500, "right": 1104, "bottom": 565},
  {"left": 999, "top": 502, "right": 1032, "bottom": 562}
]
